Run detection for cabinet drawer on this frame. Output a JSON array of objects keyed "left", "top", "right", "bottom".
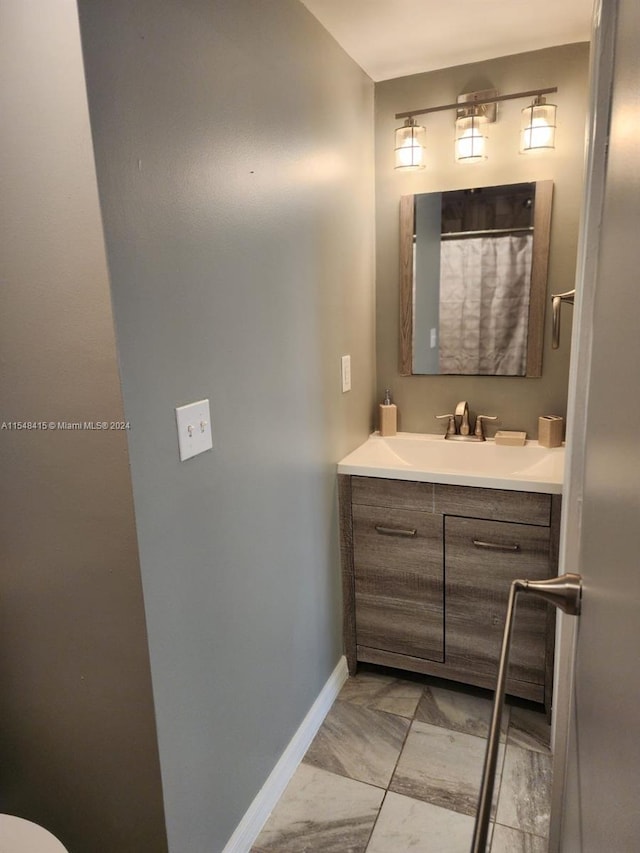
[
  {"left": 445, "top": 517, "right": 550, "bottom": 685},
  {"left": 435, "top": 484, "right": 550, "bottom": 525},
  {"left": 353, "top": 504, "right": 443, "bottom": 662},
  {"left": 352, "top": 476, "right": 434, "bottom": 512}
]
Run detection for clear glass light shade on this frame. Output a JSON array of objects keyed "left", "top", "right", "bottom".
[
  {"left": 394, "top": 121, "right": 426, "bottom": 170},
  {"left": 521, "top": 98, "right": 557, "bottom": 152},
  {"left": 455, "top": 113, "right": 487, "bottom": 163}
]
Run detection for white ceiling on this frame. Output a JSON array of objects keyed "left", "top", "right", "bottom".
[{"left": 300, "top": 0, "right": 594, "bottom": 81}]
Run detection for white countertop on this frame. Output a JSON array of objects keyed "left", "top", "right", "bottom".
[{"left": 337, "top": 432, "right": 564, "bottom": 494}]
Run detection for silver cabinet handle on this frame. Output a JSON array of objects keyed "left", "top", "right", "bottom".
[
  {"left": 375, "top": 525, "right": 417, "bottom": 538},
  {"left": 472, "top": 539, "right": 520, "bottom": 551}
]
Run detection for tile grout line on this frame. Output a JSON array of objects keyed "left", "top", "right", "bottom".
[
  {"left": 254, "top": 675, "right": 551, "bottom": 853},
  {"left": 327, "top": 678, "right": 551, "bottom": 848},
  {"left": 495, "top": 705, "right": 556, "bottom": 841},
  {"left": 362, "top": 682, "right": 427, "bottom": 852},
  {"left": 395, "top": 686, "right": 516, "bottom": 844},
  {"left": 362, "top": 789, "right": 389, "bottom": 853},
  {"left": 496, "top": 703, "right": 511, "bottom": 810},
  {"left": 486, "top": 704, "right": 511, "bottom": 852},
  {"left": 371, "top": 681, "right": 508, "bottom": 848},
  {"left": 364, "top": 685, "right": 425, "bottom": 853},
  {"left": 492, "top": 821, "right": 550, "bottom": 842},
  {"left": 491, "top": 712, "right": 554, "bottom": 843}
]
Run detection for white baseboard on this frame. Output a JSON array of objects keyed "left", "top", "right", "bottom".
[{"left": 221, "top": 655, "right": 349, "bottom": 853}]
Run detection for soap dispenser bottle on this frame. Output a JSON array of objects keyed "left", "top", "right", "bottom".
[{"left": 379, "top": 389, "right": 397, "bottom": 437}]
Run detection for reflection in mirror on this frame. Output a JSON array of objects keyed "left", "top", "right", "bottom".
[{"left": 400, "top": 181, "right": 553, "bottom": 377}]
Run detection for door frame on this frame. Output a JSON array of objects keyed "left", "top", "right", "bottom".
[{"left": 547, "top": 1, "right": 618, "bottom": 849}]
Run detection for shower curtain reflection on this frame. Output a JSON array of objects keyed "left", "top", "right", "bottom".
[{"left": 438, "top": 234, "right": 532, "bottom": 375}]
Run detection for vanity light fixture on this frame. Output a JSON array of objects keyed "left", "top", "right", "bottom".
[
  {"left": 455, "top": 106, "right": 487, "bottom": 163},
  {"left": 520, "top": 95, "right": 557, "bottom": 152},
  {"left": 394, "top": 117, "right": 427, "bottom": 170},
  {"left": 394, "top": 86, "right": 557, "bottom": 168}
]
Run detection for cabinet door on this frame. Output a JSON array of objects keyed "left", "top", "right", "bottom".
[
  {"left": 445, "top": 516, "right": 550, "bottom": 686},
  {"left": 353, "top": 504, "right": 443, "bottom": 661}
]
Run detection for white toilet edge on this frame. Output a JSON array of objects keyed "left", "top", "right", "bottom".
[{"left": 0, "top": 814, "right": 70, "bottom": 853}]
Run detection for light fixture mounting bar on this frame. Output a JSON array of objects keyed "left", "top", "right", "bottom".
[{"left": 395, "top": 87, "right": 558, "bottom": 121}]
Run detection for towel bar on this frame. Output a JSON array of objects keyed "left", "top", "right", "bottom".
[{"left": 470, "top": 572, "right": 582, "bottom": 852}]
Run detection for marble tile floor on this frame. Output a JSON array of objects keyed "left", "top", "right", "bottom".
[{"left": 253, "top": 667, "right": 552, "bottom": 853}]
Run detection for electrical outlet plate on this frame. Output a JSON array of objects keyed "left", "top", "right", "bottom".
[
  {"left": 341, "top": 355, "right": 351, "bottom": 392},
  {"left": 175, "top": 399, "right": 213, "bottom": 461}
]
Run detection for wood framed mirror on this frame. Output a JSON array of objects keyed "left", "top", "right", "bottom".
[{"left": 400, "top": 180, "right": 553, "bottom": 377}]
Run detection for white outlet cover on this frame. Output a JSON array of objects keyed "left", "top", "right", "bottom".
[
  {"left": 341, "top": 355, "right": 351, "bottom": 392},
  {"left": 175, "top": 399, "right": 213, "bottom": 461}
]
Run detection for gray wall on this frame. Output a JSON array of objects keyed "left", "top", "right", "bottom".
[
  {"left": 77, "top": 1, "right": 375, "bottom": 850},
  {"left": 0, "top": 2, "right": 167, "bottom": 851},
  {"left": 375, "top": 44, "right": 590, "bottom": 437}
]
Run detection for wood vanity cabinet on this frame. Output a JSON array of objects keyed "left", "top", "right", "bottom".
[
  {"left": 352, "top": 503, "right": 444, "bottom": 662},
  {"left": 339, "top": 475, "right": 561, "bottom": 711}
]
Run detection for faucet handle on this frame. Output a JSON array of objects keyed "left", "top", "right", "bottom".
[
  {"left": 474, "top": 415, "right": 497, "bottom": 439},
  {"left": 436, "top": 413, "right": 456, "bottom": 437}
]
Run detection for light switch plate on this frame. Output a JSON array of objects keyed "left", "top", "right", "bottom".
[
  {"left": 175, "top": 399, "right": 213, "bottom": 461},
  {"left": 341, "top": 355, "right": 351, "bottom": 393}
]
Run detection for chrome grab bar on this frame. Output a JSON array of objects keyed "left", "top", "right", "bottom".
[
  {"left": 470, "top": 573, "right": 583, "bottom": 853},
  {"left": 551, "top": 289, "right": 576, "bottom": 349}
]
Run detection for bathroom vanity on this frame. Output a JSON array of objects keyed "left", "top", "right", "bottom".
[{"left": 337, "top": 433, "right": 563, "bottom": 712}]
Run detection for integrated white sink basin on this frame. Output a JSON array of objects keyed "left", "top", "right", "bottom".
[{"left": 337, "top": 432, "right": 564, "bottom": 493}]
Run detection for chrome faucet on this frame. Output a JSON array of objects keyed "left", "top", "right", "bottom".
[
  {"left": 455, "top": 400, "right": 471, "bottom": 436},
  {"left": 436, "top": 401, "right": 497, "bottom": 441}
]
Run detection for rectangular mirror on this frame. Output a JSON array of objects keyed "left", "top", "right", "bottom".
[{"left": 400, "top": 180, "right": 553, "bottom": 376}]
